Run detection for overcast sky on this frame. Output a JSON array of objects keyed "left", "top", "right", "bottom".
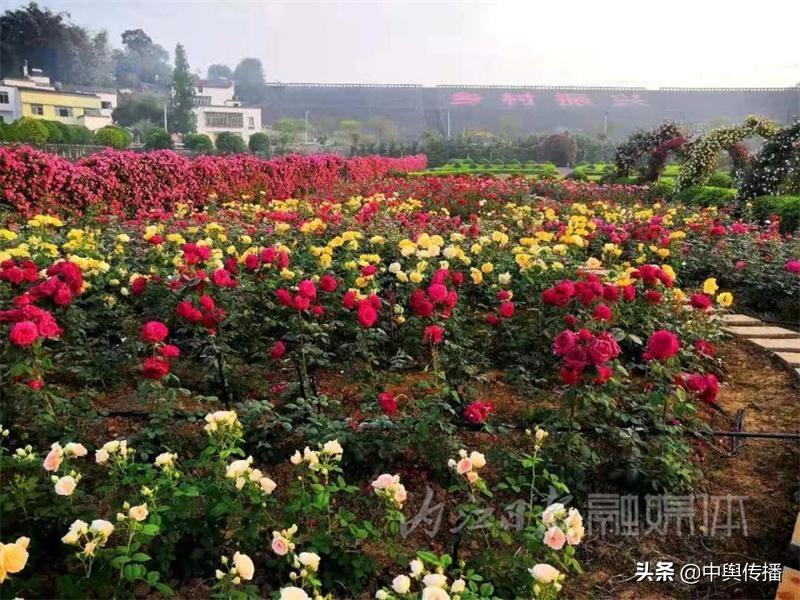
[{"left": 8, "top": 0, "right": 800, "bottom": 88}]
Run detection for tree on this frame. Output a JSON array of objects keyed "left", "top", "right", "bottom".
[
  {"left": 540, "top": 132, "right": 578, "bottom": 167},
  {"left": 272, "top": 118, "right": 306, "bottom": 144},
  {"left": 113, "top": 28, "right": 171, "bottom": 89},
  {"left": 170, "top": 44, "right": 196, "bottom": 134},
  {"left": 215, "top": 132, "right": 247, "bottom": 154},
  {"left": 0, "top": 2, "right": 114, "bottom": 85},
  {"left": 233, "top": 58, "right": 266, "bottom": 104},
  {"left": 248, "top": 132, "right": 270, "bottom": 154},
  {"left": 183, "top": 133, "right": 214, "bottom": 153},
  {"left": 113, "top": 93, "right": 167, "bottom": 127},
  {"left": 95, "top": 125, "right": 132, "bottom": 149},
  {"left": 65, "top": 124, "right": 95, "bottom": 144},
  {"left": 365, "top": 116, "right": 398, "bottom": 145},
  {"left": 207, "top": 64, "right": 233, "bottom": 80},
  {"left": 42, "top": 121, "right": 65, "bottom": 144},
  {"left": 144, "top": 127, "right": 173, "bottom": 150},
  {"left": 337, "top": 120, "right": 363, "bottom": 148}
]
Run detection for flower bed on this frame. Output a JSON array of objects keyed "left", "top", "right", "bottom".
[{"left": 0, "top": 175, "right": 799, "bottom": 598}]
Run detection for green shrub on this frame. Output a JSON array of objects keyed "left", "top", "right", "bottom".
[
  {"left": 674, "top": 186, "right": 736, "bottom": 207},
  {"left": 184, "top": 133, "right": 215, "bottom": 153},
  {"left": 248, "top": 132, "right": 270, "bottom": 154},
  {"left": 707, "top": 172, "right": 733, "bottom": 188},
  {"left": 215, "top": 131, "right": 247, "bottom": 154},
  {"left": 65, "top": 124, "right": 95, "bottom": 145},
  {"left": 6, "top": 117, "right": 49, "bottom": 144},
  {"left": 647, "top": 179, "right": 676, "bottom": 201},
  {"left": 95, "top": 125, "right": 132, "bottom": 149},
  {"left": 567, "top": 170, "right": 588, "bottom": 181},
  {"left": 42, "top": 120, "right": 65, "bottom": 144},
  {"left": 144, "top": 127, "right": 174, "bottom": 150},
  {"left": 752, "top": 195, "right": 800, "bottom": 233}
]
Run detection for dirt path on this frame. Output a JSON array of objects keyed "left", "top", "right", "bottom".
[{"left": 566, "top": 339, "right": 800, "bottom": 599}]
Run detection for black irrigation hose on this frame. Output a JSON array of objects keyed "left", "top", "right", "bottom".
[{"left": 490, "top": 422, "right": 800, "bottom": 441}]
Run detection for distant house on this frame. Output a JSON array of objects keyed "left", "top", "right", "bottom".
[
  {"left": 192, "top": 79, "right": 261, "bottom": 142},
  {"left": 0, "top": 69, "right": 116, "bottom": 131}
]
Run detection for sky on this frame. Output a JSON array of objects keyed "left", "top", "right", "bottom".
[{"left": 6, "top": 0, "right": 800, "bottom": 88}]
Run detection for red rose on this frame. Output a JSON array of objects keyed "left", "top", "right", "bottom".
[
  {"left": 563, "top": 346, "right": 588, "bottom": 371},
  {"left": 593, "top": 303, "right": 612, "bottom": 321},
  {"left": 559, "top": 367, "right": 579, "bottom": 385},
  {"left": 602, "top": 285, "right": 620, "bottom": 302},
  {"left": 244, "top": 253, "right": 261, "bottom": 270},
  {"left": 159, "top": 344, "right": 181, "bottom": 358},
  {"left": 593, "top": 365, "right": 613, "bottom": 385},
  {"left": 785, "top": 260, "right": 800, "bottom": 274},
  {"left": 131, "top": 276, "right": 148, "bottom": 295},
  {"left": 342, "top": 290, "right": 358, "bottom": 310},
  {"left": 552, "top": 330, "right": 578, "bottom": 356},
  {"left": 10, "top": 321, "right": 38, "bottom": 347},
  {"left": 700, "top": 374, "right": 719, "bottom": 404},
  {"left": 142, "top": 356, "right": 170, "bottom": 380},
  {"left": 276, "top": 288, "right": 294, "bottom": 308},
  {"left": 357, "top": 301, "right": 378, "bottom": 327},
  {"left": 693, "top": 339, "right": 715, "bottom": 357},
  {"left": 427, "top": 283, "right": 448, "bottom": 304},
  {"left": 298, "top": 279, "right": 317, "bottom": 300},
  {"left": 622, "top": 285, "right": 636, "bottom": 301},
  {"left": 464, "top": 400, "right": 494, "bottom": 424},
  {"left": 270, "top": 340, "right": 287, "bottom": 360},
  {"left": 485, "top": 313, "right": 500, "bottom": 326},
  {"left": 589, "top": 338, "right": 615, "bottom": 365},
  {"left": 361, "top": 264, "right": 378, "bottom": 277},
  {"left": 140, "top": 321, "right": 169, "bottom": 344},
  {"left": 423, "top": 324, "right": 444, "bottom": 344},
  {"left": 294, "top": 295, "right": 311, "bottom": 311},
  {"left": 689, "top": 294, "right": 712, "bottom": 310},
  {"left": 498, "top": 301, "right": 515, "bottom": 318},
  {"left": 378, "top": 392, "right": 398, "bottom": 415},
  {"left": 319, "top": 274, "right": 338, "bottom": 292},
  {"left": 27, "top": 379, "right": 44, "bottom": 391},
  {"left": 211, "top": 269, "right": 236, "bottom": 288},
  {"left": 646, "top": 330, "right": 680, "bottom": 360},
  {"left": 177, "top": 301, "right": 203, "bottom": 323},
  {"left": 645, "top": 290, "right": 661, "bottom": 304}
]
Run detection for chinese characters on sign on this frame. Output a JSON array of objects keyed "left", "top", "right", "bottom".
[
  {"left": 448, "top": 92, "right": 483, "bottom": 106},
  {"left": 587, "top": 494, "right": 747, "bottom": 537},
  {"left": 612, "top": 93, "right": 648, "bottom": 107},
  {"left": 635, "top": 561, "right": 782, "bottom": 584},
  {"left": 500, "top": 92, "right": 537, "bottom": 107},
  {"left": 554, "top": 93, "right": 593, "bottom": 107}
]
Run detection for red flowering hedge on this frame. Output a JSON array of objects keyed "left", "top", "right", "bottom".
[{"left": 0, "top": 145, "right": 427, "bottom": 217}]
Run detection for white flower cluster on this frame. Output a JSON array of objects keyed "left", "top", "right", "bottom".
[
  {"left": 290, "top": 440, "right": 343, "bottom": 475},
  {"left": 203, "top": 410, "right": 242, "bottom": 435},
  {"left": 215, "top": 550, "right": 255, "bottom": 585},
  {"left": 154, "top": 451, "right": 177, "bottom": 471},
  {"left": 225, "top": 456, "right": 277, "bottom": 495},
  {"left": 371, "top": 473, "right": 407, "bottom": 509},
  {"left": 376, "top": 558, "right": 466, "bottom": 599},
  {"left": 447, "top": 449, "right": 486, "bottom": 485},
  {"left": 95, "top": 439, "right": 131, "bottom": 465},
  {"left": 529, "top": 563, "right": 564, "bottom": 595},
  {"left": 541, "top": 502, "right": 585, "bottom": 550},
  {"left": 62, "top": 518, "right": 114, "bottom": 557}
]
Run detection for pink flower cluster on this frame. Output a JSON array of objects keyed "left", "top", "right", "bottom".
[
  {"left": 553, "top": 328, "right": 621, "bottom": 386},
  {"left": 0, "top": 146, "right": 427, "bottom": 217}
]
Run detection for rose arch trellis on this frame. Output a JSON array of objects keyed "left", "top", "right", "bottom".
[
  {"left": 676, "top": 115, "right": 778, "bottom": 190},
  {"left": 737, "top": 120, "right": 800, "bottom": 200},
  {"left": 614, "top": 122, "right": 685, "bottom": 181}
]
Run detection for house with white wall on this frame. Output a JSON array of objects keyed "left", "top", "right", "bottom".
[
  {"left": 192, "top": 79, "right": 261, "bottom": 142},
  {"left": 0, "top": 85, "right": 21, "bottom": 123}
]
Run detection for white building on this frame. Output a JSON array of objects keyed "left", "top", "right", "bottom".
[
  {"left": 0, "top": 85, "right": 21, "bottom": 123},
  {"left": 193, "top": 79, "right": 262, "bottom": 142}
]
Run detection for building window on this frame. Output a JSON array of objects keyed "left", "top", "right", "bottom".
[
  {"left": 247, "top": 116, "right": 255, "bottom": 129},
  {"left": 57, "top": 106, "right": 72, "bottom": 118},
  {"left": 204, "top": 111, "right": 243, "bottom": 129},
  {"left": 193, "top": 96, "right": 211, "bottom": 106},
  {"left": 0, "top": 91, "right": 8, "bottom": 104},
  {"left": 101, "top": 101, "right": 112, "bottom": 109},
  {"left": 31, "top": 104, "right": 44, "bottom": 116}
]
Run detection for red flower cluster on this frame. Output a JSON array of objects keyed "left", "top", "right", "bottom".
[
  {"left": 410, "top": 269, "right": 460, "bottom": 319},
  {"left": 139, "top": 320, "right": 180, "bottom": 380},
  {"left": 242, "top": 247, "right": 291, "bottom": 272},
  {"left": 176, "top": 295, "right": 226, "bottom": 334},
  {"left": 553, "top": 328, "right": 621, "bottom": 386},
  {"left": 644, "top": 330, "right": 681, "bottom": 361},
  {"left": 0, "top": 259, "right": 39, "bottom": 286},
  {"left": 542, "top": 274, "right": 633, "bottom": 312},
  {"left": 341, "top": 291, "right": 381, "bottom": 328},
  {"left": 181, "top": 242, "right": 212, "bottom": 265},
  {"left": 485, "top": 290, "right": 515, "bottom": 326},
  {"left": 676, "top": 372, "right": 720, "bottom": 404},
  {"left": 464, "top": 400, "right": 495, "bottom": 424}
]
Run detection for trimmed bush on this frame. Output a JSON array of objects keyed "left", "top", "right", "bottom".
[
  {"left": 6, "top": 117, "right": 49, "bottom": 144},
  {"left": 95, "top": 126, "right": 132, "bottom": 149},
  {"left": 42, "top": 120, "right": 65, "bottom": 144},
  {"left": 216, "top": 132, "right": 247, "bottom": 154},
  {"left": 144, "top": 127, "right": 174, "bottom": 150},
  {"left": 673, "top": 186, "right": 736, "bottom": 207},
  {"left": 183, "top": 133, "right": 215, "bottom": 154},
  {"left": 248, "top": 132, "right": 270, "bottom": 155},
  {"left": 752, "top": 195, "right": 800, "bottom": 233},
  {"left": 647, "top": 179, "right": 676, "bottom": 200},
  {"left": 65, "top": 125, "right": 95, "bottom": 145}
]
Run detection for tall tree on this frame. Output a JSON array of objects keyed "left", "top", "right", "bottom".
[
  {"left": 207, "top": 64, "right": 233, "bottom": 80},
  {"left": 233, "top": 58, "right": 266, "bottom": 104},
  {"left": 0, "top": 2, "right": 114, "bottom": 85},
  {"left": 170, "top": 44, "right": 195, "bottom": 134},
  {"left": 113, "top": 28, "right": 171, "bottom": 89}
]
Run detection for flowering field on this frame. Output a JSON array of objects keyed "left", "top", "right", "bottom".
[{"left": 1, "top": 153, "right": 799, "bottom": 599}]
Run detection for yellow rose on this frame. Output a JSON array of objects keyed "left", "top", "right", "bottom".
[
  {"left": 703, "top": 278, "right": 718, "bottom": 295},
  {"left": 716, "top": 292, "right": 733, "bottom": 307}
]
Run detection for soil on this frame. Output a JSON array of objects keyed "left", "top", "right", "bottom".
[{"left": 563, "top": 339, "right": 800, "bottom": 600}]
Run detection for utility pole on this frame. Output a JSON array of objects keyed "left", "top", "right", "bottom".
[
  {"left": 304, "top": 110, "right": 309, "bottom": 144},
  {"left": 447, "top": 110, "right": 451, "bottom": 138},
  {"left": 163, "top": 101, "right": 168, "bottom": 131}
]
